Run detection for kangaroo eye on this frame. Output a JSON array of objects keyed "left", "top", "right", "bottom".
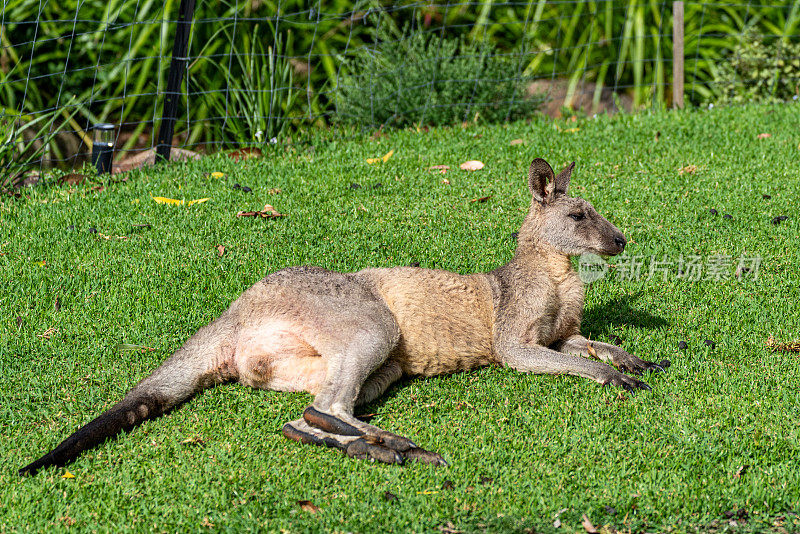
[{"left": 569, "top": 213, "right": 585, "bottom": 221}]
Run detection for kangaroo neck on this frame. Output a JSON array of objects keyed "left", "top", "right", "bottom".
[{"left": 508, "top": 241, "right": 574, "bottom": 279}]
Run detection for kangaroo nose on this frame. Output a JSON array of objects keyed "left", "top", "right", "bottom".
[{"left": 614, "top": 235, "right": 627, "bottom": 250}]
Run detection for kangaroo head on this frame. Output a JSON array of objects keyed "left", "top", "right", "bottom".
[{"left": 519, "top": 158, "right": 627, "bottom": 257}]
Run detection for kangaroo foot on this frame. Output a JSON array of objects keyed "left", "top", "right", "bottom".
[
  {"left": 601, "top": 370, "right": 652, "bottom": 391},
  {"left": 298, "top": 407, "right": 447, "bottom": 466},
  {"left": 303, "top": 406, "right": 417, "bottom": 452}
]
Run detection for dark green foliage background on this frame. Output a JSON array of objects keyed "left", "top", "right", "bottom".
[{"left": 336, "top": 30, "right": 541, "bottom": 127}]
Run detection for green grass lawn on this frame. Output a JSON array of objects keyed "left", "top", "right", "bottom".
[{"left": 2, "top": 104, "right": 800, "bottom": 533}]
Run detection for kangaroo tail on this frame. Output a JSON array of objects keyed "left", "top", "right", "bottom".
[{"left": 19, "top": 314, "right": 238, "bottom": 476}]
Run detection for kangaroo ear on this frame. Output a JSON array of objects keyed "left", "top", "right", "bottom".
[
  {"left": 554, "top": 161, "right": 575, "bottom": 196},
  {"left": 528, "top": 158, "right": 555, "bottom": 202}
]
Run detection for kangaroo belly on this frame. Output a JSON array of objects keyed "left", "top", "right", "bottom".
[
  {"left": 364, "top": 268, "right": 495, "bottom": 376},
  {"left": 234, "top": 321, "right": 327, "bottom": 393}
]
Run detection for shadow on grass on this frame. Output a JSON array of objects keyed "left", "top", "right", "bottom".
[{"left": 582, "top": 291, "right": 668, "bottom": 340}]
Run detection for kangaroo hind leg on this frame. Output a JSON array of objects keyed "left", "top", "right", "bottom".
[{"left": 283, "top": 328, "right": 445, "bottom": 466}]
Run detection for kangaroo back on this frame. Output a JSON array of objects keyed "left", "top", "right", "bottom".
[{"left": 19, "top": 310, "right": 238, "bottom": 475}]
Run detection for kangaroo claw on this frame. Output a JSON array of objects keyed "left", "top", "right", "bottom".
[
  {"left": 402, "top": 447, "right": 448, "bottom": 466},
  {"left": 346, "top": 438, "right": 404, "bottom": 465}
]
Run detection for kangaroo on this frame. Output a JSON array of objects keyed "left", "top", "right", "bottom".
[{"left": 19, "top": 157, "right": 669, "bottom": 475}]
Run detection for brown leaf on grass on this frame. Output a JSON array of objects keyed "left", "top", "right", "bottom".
[
  {"left": 118, "top": 343, "right": 157, "bottom": 353},
  {"left": 201, "top": 517, "right": 214, "bottom": 528},
  {"left": 460, "top": 160, "right": 484, "bottom": 171},
  {"left": 679, "top": 164, "right": 698, "bottom": 175},
  {"left": 581, "top": 514, "right": 599, "bottom": 533},
  {"left": 267, "top": 187, "right": 282, "bottom": 195},
  {"left": 37, "top": 327, "right": 57, "bottom": 339},
  {"left": 587, "top": 343, "right": 597, "bottom": 358},
  {"left": 216, "top": 245, "right": 225, "bottom": 257},
  {"left": 766, "top": 336, "right": 800, "bottom": 352},
  {"left": 470, "top": 196, "right": 491, "bottom": 203},
  {"left": 236, "top": 204, "right": 285, "bottom": 218},
  {"left": 428, "top": 165, "right": 450, "bottom": 174},
  {"left": 438, "top": 522, "right": 462, "bottom": 534},
  {"left": 227, "top": 147, "right": 263, "bottom": 161},
  {"left": 757, "top": 133, "right": 772, "bottom": 139},
  {"left": 734, "top": 464, "right": 750, "bottom": 478},
  {"left": 509, "top": 139, "right": 524, "bottom": 146},
  {"left": 58, "top": 173, "right": 87, "bottom": 186},
  {"left": 181, "top": 436, "right": 206, "bottom": 447},
  {"left": 297, "top": 500, "right": 320, "bottom": 514}
]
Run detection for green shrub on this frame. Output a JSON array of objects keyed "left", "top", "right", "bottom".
[
  {"left": 192, "top": 24, "right": 300, "bottom": 148},
  {"left": 713, "top": 29, "right": 800, "bottom": 104},
  {"left": 336, "top": 29, "right": 543, "bottom": 127}
]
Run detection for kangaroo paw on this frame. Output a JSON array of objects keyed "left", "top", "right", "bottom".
[
  {"left": 401, "top": 447, "right": 448, "bottom": 466},
  {"left": 602, "top": 371, "right": 651, "bottom": 391},
  {"left": 346, "top": 437, "right": 404, "bottom": 464},
  {"left": 615, "top": 355, "right": 671, "bottom": 375}
]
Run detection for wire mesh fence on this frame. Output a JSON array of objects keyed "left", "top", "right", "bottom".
[{"left": 2, "top": 0, "right": 799, "bottom": 183}]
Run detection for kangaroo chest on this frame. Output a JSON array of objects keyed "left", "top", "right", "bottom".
[{"left": 492, "top": 265, "right": 585, "bottom": 348}]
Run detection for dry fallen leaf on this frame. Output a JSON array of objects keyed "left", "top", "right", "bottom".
[
  {"left": 61, "top": 470, "right": 75, "bottom": 479},
  {"left": 152, "top": 197, "right": 209, "bottom": 206},
  {"left": 734, "top": 464, "right": 750, "bottom": 478},
  {"left": 297, "top": 500, "right": 320, "bottom": 514},
  {"left": 210, "top": 172, "right": 225, "bottom": 178},
  {"left": 429, "top": 165, "right": 450, "bottom": 174},
  {"left": 38, "top": 327, "right": 57, "bottom": 339},
  {"left": 438, "top": 522, "right": 462, "bottom": 534},
  {"left": 366, "top": 149, "right": 394, "bottom": 164},
  {"left": 757, "top": 133, "right": 772, "bottom": 139},
  {"left": 216, "top": 245, "right": 225, "bottom": 257},
  {"left": 587, "top": 343, "right": 597, "bottom": 358},
  {"left": 460, "top": 160, "right": 484, "bottom": 171},
  {"left": 152, "top": 196, "right": 183, "bottom": 206},
  {"left": 679, "top": 164, "right": 698, "bottom": 175},
  {"left": 97, "top": 232, "right": 128, "bottom": 240},
  {"left": 267, "top": 187, "right": 282, "bottom": 195},
  {"left": 470, "top": 196, "right": 491, "bottom": 203},
  {"left": 509, "top": 139, "right": 524, "bottom": 146},
  {"left": 581, "top": 514, "right": 598, "bottom": 533},
  {"left": 766, "top": 336, "right": 800, "bottom": 353},
  {"left": 181, "top": 436, "right": 206, "bottom": 447},
  {"left": 237, "top": 204, "right": 286, "bottom": 219},
  {"left": 58, "top": 173, "right": 87, "bottom": 186},
  {"left": 227, "top": 147, "right": 263, "bottom": 161}
]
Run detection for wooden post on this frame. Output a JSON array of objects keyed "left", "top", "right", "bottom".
[{"left": 672, "top": 1, "right": 684, "bottom": 109}]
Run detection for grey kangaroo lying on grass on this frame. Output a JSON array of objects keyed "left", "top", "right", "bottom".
[{"left": 20, "top": 157, "right": 669, "bottom": 475}]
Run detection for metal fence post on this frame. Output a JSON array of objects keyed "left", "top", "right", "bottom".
[
  {"left": 155, "top": 0, "right": 197, "bottom": 163},
  {"left": 672, "top": 1, "right": 684, "bottom": 109}
]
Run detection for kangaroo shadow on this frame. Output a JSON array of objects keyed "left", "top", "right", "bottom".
[{"left": 581, "top": 291, "right": 669, "bottom": 340}]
